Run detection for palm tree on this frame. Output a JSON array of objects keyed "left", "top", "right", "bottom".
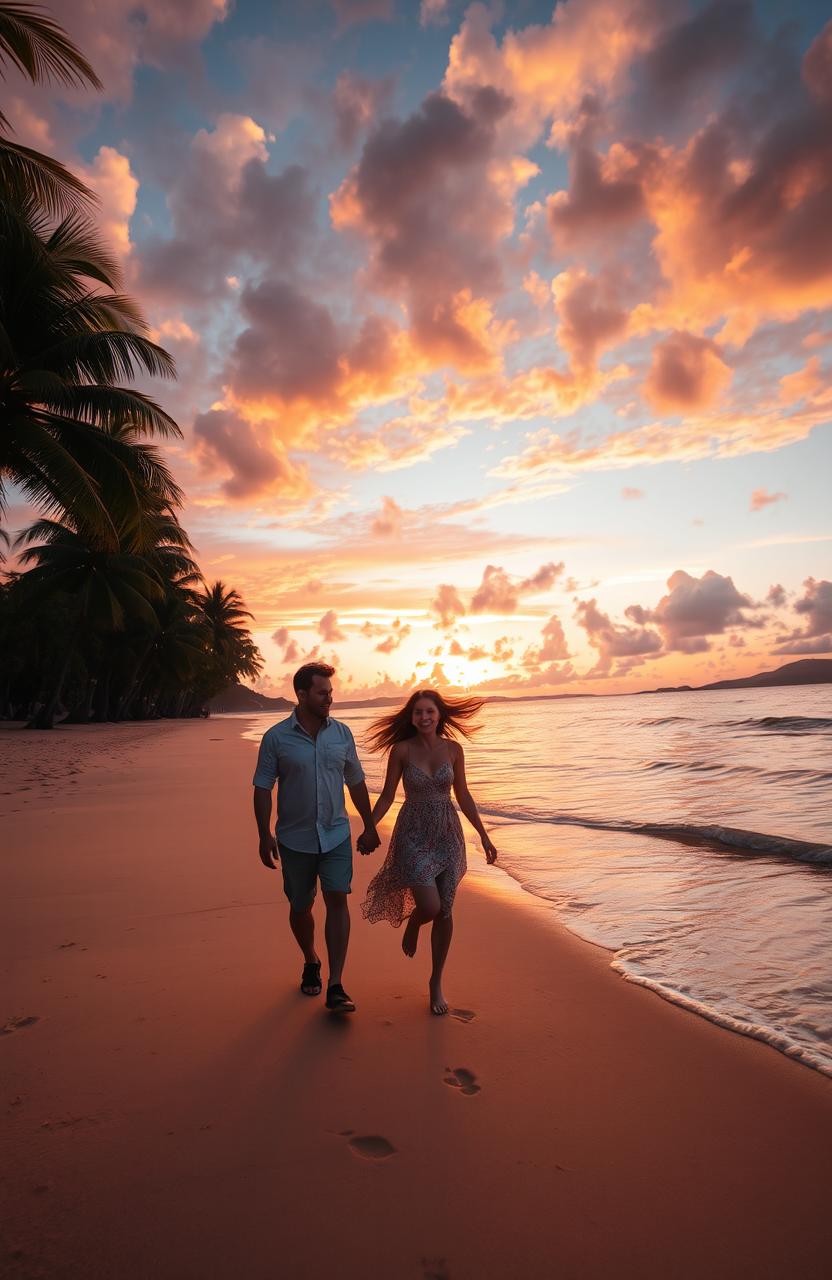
[
  {"left": 1, "top": 195, "right": 179, "bottom": 538},
  {"left": 14, "top": 515, "right": 165, "bottom": 727},
  {"left": 110, "top": 502, "right": 202, "bottom": 720},
  {"left": 0, "top": 2, "right": 102, "bottom": 215},
  {"left": 196, "top": 580, "right": 264, "bottom": 699},
  {"left": 198, "top": 580, "right": 255, "bottom": 657}
]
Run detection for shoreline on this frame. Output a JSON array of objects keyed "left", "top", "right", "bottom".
[{"left": 3, "top": 718, "right": 832, "bottom": 1278}]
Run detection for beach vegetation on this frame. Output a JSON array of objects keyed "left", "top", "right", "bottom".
[{"left": 0, "top": 2, "right": 262, "bottom": 726}]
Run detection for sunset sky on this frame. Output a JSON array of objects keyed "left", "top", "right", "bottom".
[{"left": 8, "top": 0, "right": 832, "bottom": 698}]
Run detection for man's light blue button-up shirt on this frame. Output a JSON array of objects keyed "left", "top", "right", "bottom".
[{"left": 252, "top": 710, "right": 365, "bottom": 854}]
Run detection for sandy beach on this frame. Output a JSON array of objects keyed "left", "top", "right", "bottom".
[{"left": 2, "top": 717, "right": 832, "bottom": 1280}]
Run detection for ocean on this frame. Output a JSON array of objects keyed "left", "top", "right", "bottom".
[{"left": 242, "top": 683, "right": 832, "bottom": 1076}]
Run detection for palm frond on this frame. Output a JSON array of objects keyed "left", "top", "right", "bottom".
[
  {"left": 0, "top": 4, "right": 102, "bottom": 90},
  {"left": 0, "top": 134, "right": 96, "bottom": 216},
  {"left": 6, "top": 418, "right": 115, "bottom": 538},
  {"left": 35, "top": 331, "right": 177, "bottom": 385},
  {"left": 46, "top": 210, "right": 121, "bottom": 289},
  {"left": 13, "top": 516, "right": 74, "bottom": 548},
  {"left": 38, "top": 389, "right": 180, "bottom": 439}
]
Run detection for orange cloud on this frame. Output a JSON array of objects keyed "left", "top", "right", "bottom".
[
  {"left": 444, "top": 0, "right": 661, "bottom": 142},
  {"left": 330, "top": 87, "right": 533, "bottom": 369},
  {"left": 644, "top": 331, "right": 732, "bottom": 413},
  {"left": 553, "top": 267, "right": 629, "bottom": 375},
  {"left": 779, "top": 356, "right": 823, "bottom": 404},
  {"left": 521, "top": 614, "right": 570, "bottom": 670},
  {"left": 79, "top": 146, "right": 138, "bottom": 266},
  {"left": 492, "top": 393, "right": 832, "bottom": 481},
  {"left": 431, "top": 585, "right": 466, "bottom": 629},
  {"left": 470, "top": 561, "right": 564, "bottom": 613},
  {"left": 192, "top": 409, "right": 316, "bottom": 504},
  {"left": 629, "top": 86, "right": 832, "bottom": 345},
  {"left": 318, "top": 610, "right": 346, "bottom": 643}
]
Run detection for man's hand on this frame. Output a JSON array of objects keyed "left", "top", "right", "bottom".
[
  {"left": 258, "top": 833, "right": 278, "bottom": 869},
  {"left": 356, "top": 827, "right": 380, "bottom": 856}
]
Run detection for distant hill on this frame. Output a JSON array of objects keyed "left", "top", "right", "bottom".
[
  {"left": 208, "top": 684, "right": 293, "bottom": 713},
  {"left": 210, "top": 658, "right": 832, "bottom": 715},
  {"left": 695, "top": 658, "right": 832, "bottom": 692},
  {"left": 640, "top": 659, "right": 832, "bottom": 694}
]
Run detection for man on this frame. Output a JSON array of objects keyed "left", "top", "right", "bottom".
[{"left": 253, "top": 662, "right": 379, "bottom": 1012}]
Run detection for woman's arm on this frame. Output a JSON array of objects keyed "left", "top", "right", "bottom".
[
  {"left": 370, "top": 742, "right": 405, "bottom": 826},
  {"left": 451, "top": 743, "right": 497, "bottom": 864}
]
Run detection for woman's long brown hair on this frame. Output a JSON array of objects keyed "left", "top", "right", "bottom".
[{"left": 365, "top": 689, "right": 485, "bottom": 754}]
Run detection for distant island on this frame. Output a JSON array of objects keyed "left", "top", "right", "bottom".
[
  {"left": 646, "top": 658, "right": 832, "bottom": 693},
  {"left": 210, "top": 658, "right": 832, "bottom": 713}
]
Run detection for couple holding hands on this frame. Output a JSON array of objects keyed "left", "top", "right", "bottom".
[{"left": 253, "top": 662, "right": 497, "bottom": 1016}]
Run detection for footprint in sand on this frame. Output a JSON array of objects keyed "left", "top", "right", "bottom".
[
  {"left": 346, "top": 1134, "right": 397, "bottom": 1161},
  {"left": 448, "top": 1008, "right": 475, "bottom": 1023},
  {"left": 1, "top": 1016, "right": 40, "bottom": 1036},
  {"left": 443, "top": 1067, "right": 480, "bottom": 1096}
]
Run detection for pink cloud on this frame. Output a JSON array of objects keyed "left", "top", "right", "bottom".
[
  {"left": 370, "top": 497, "right": 404, "bottom": 537},
  {"left": 644, "top": 331, "right": 732, "bottom": 413},
  {"left": 554, "top": 268, "right": 629, "bottom": 374},
  {"left": 443, "top": 0, "right": 662, "bottom": 141},
  {"left": 79, "top": 147, "right": 138, "bottom": 265},
  {"left": 431, "top": 584, "right": 466, "bottom": 628},
  {"left": 331, "top": 87, "right": 527, "bottom": 369},
  {"left": 470, "top": 561, "right": 564, "bottom": 614},
  {"left": 193, "top": 409, "right": 315, "bottom": 503},
  {"left": 492, "top": 394, "right": 832, "bottom": 481},
  {"left": 375, "top": 622, "right": 412, "bottom": 653},
  {"left": 773, "top": 578, "right": 832, "bottom": 654},
  {"left": 137, "top": 115, "right": 316, "bottom": 304},
  {"left": 643, "top": 1, "right": 756, "bottom": 101},
  {"left": 330, "top": 0, "right": 393, "bottom": 29},
  {"left": 229, "top": 280, "right": 342, "bottom": 406},
  {"left": 575, "top": 598, "right": 662, "bottom": 672},
  {"left": 318, "top": 610, "right": 346, "bottom": 643},
  {"left": 522, "top": 614, "right": 570, "bottom": 669},
  {"left": 420, "top": 0, "right": 449, "bottom": 27},
  {"left": 332, "top": 71, "right": 395, "bottom": 149},
  {"left": 622, "top": 487, "right": 644, "bottom": 500},
  {"left": 645, "top": 569, "right": 758, "bottom": 653},
  {"left": 750, "top": 489, "right": 787, "bottom": 512},
  {"left": 271, "top": 629, "right": 301, "bottom": 664},
  {"left": 32, "top": 0, "right": 230, "bottom": 103},
  {"left": 548, "top": 137, "right": 648, "bottom": 246},
  {"left": 803, "top": 19, "right": 832, "bottom": 105}
]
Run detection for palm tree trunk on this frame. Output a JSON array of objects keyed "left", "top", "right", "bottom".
[
  {"left": 28, "top": 632, "right": 79, "bottom": 729},
  {"left": 115, "top": 636, "right": 156, "bottom": 720},
  {"left": 93, "top": 662, "right": 112, "bottom": 721}
]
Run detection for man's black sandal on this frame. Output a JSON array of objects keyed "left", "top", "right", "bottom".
[
  {"left": 325, "top": 983, "right": 356, "bottom": 1013},
  {"left": 300, "top": 961, "right": 322, "bottom": 997}
]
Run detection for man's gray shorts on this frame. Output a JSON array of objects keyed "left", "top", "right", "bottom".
[{"left": 278, "top": 837, "right": 353, "bottom": 911}]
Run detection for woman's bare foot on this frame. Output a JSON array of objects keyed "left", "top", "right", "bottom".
[
  {"left": 402, "top": 911, "right": 420, "bottom": 958},
  {"left": 429, "top": 981, "right": 448, "bottom": 1015}
]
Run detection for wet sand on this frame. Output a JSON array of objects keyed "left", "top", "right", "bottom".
[{"left": 2, "top": 718, "right": 831, "bottom": 1279}]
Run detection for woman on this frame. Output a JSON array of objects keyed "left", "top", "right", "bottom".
[{"left": 360, "top": 689, "right": 497, "bottom": 1015}]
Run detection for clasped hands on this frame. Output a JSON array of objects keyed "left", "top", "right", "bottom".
[{"left": 356, "top": 827, "right": 381, "bottom": 856}]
